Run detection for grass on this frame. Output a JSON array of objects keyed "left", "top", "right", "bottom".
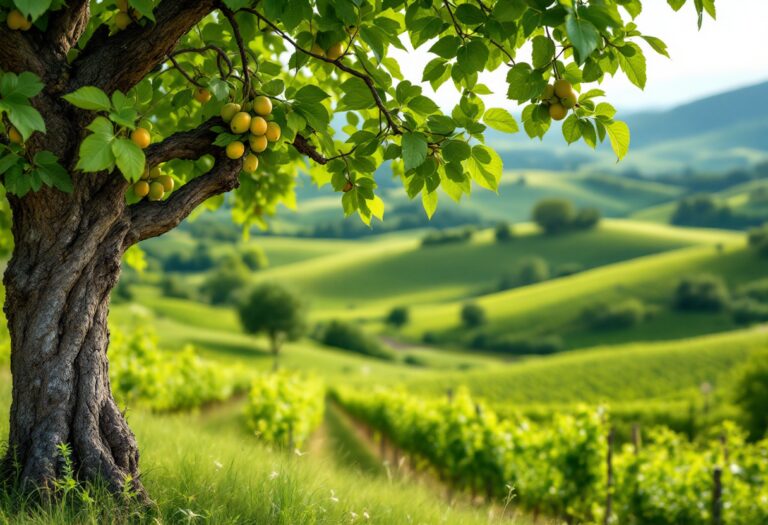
[
  {"left": 0, "top": 372, "right": 535, "bottom": 525},
  {"left": 407, "top": 326, "right": 768, "bottom": 406},
  {"left": 252, "top": 220, "right": 712, "bottom": 316}
]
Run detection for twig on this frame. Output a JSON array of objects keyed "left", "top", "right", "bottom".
[{"left": 221, "top": 6, "right": 250, "bottom": 98}]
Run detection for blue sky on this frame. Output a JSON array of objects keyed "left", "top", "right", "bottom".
[{"left": 393, "top": 1, "right": 768, "bottom": 112}]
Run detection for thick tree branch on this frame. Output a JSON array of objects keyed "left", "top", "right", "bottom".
[
  {"left": 46, "top": 0, "right": 91, "bottom": 60},
  {"left": 144, "top": 118, "right": 221, "bottom": 167},
  {"left": 0, "top": 27, "right": 49, "bottom": 78},
  {"left": 71, "top": 0, "right": 217, "bottom": 94},
  {"left": 126, "top": 154, "right": 242, "bottom": 245}
]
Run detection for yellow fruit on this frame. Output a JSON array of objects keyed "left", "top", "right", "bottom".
[
  {"left": 131, "top": 128, "right": 151, "bottom": 149},
  {"left": 149, "top": 166, "right": 162, "bottom": 179},
  {"left": 548, "top": 103, "right": 567, "bottom": 121},
  {"left": 554, "top": 79, "right": 574, "bottom": 99},
  {"left": 326, "top": 42, "right": 345, "bottom": 61},
  {"left": 116, "top": 0, "right": 129, "bottom": 12},
  {"left": 220, "top": 103, "right": 241, "bottom": 123},
  {"left": 158, "top": 175, "right": 174, "bottom": 192},
  {"left": 311, "top": 43, "right": 325, "bottom": 57},
  {"left": 342, "top": 181, "right": 354, "bottom": 193},
  {"left": 243, "top": 154, "right": 259, "bottom": 173},
  {"left": 148, "top": 181, "right": 165, "bottom": 201},
  {"left": 561, "top": 91, "right": 577, "bottom": 109},
  {"left": 7, "top": 10, "right": 29, "bottom": 31},
  {"left": 230, "top": 112, "right": 252, "bottom": 134},
  {"left": 249, "top": 134, "right": 268, "bottom": 153},
  {"left": 542, "top": 84, "right": 555, "bottom": 101},
  {"left": 140, "top": 169, "right": 150, "bottom": 180},
  {"left": 252, "top": 96, "right": 272, "bottom": 117},
  {"left": 194, "top": 88, "right": 211, "bottom": 104},
  {"left": 133, "top": 180, "right": 150, "bottom": 198},
  {"left": 8, "top": 127, "right": 23, "bottom": 145},
  {"left": 250, "top": 116, "right": 268, "bottom": 136},
  {"left": 265, "top": 122, "right": 281, "bottom": 142},
  {"left": 115, "top": 12, "right": 131, "bottom": 30},
  {"left": 226, "top": 141, "right": 245, "bottom": 159}
]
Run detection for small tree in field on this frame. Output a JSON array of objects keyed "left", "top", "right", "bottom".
[
  {"left": 386, "top": 306, "right": 409, "bottom": 329},
  {"left": 238, "top": 283, "right": 305, "bottom": 370},
  {"left": 532, "top": 198, "right": 576, "bottom": 234},
  {"left": 461, "top": 303, "right": 486, "bottom": 329},
  {"left": 0, "top": 0, "right": 712, "bottom": 499},
  {"left": 734, "top": 350, "right": 768, "bottom": 440}
]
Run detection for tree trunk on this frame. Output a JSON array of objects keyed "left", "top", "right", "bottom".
[{"left": 1, "top": 175, "right": 147, "bottom": 500}]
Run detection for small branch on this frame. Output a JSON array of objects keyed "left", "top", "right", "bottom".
[
  {"left": 126, "top": 153, "right": 242, "bottom": 244},
  {"left": 243, "top": 8, "right": 403, "bottom": 135},
  {"left": 171, "top": 45, "right": 233, "bottom": 78},
  {"left": 221, "top": 6, "right": 250, "bottom": 98},
  {"left": 167, "top": 54, "right": 204, "bottom": 87},
  {"left": 443, "top": 0, "right": 467, "bottom": 40}
]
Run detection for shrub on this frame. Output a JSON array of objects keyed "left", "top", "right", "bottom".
[
  {"left": 201, "top": 257, "right": 251, "bottom": 305},
  {"left": 673, "top": 274, "right": 730, "bottom": 312},
  {"left": 581, "top": 299, "right": 647, "bottom": 330},
  {"left": 556, "top": 262, "right": 584, "bottom": 277},
  {"left": 386, "top": 306, "right": 409, "bottom": 328},
  {"left": 748, "top": 224, "right": 768, "bottom": 256},
  {"left": 161, "top": 242, "right": 215, "bottom": 272},
  {"left": 160, "top": 275, "right": 193, "bottom": 299},
  {"left": 421, "top": 227, "right": 474, "bottom": 247},
  {"left": 731, "top": 298, "right": 768, "bottom": 325},
  {"left": 733, "top": 350, "right": 768, "bottom": 440},
  {"left": 573, "top": 207, "right": 601, "bottom": 229},
  {"left": 737, "top": 278, "right": 768, "bottom": 302},
  {"left": 241, "top": 245, "right": 269, "bottom": 271},
  {"left": 461, "top": 303, "right": 486, "bottom": 328},
  {"left": 244, "top": 373, "right": 324, "bottom": 448},
  {"left": 532, "top": 198, "right": 576, "bottom": 234},
  {"left": 477, "top": 334, "right": 564, "bottom": 355},
  {"left": 403, "top": 354, "right": 428, "bottom": 367},
  {"left": 517, "top": 257, "right": 550, "bottom": 285},
  {"left": 317, "top": 320, "right": 395, "bottom": 361},
  {"left": 494, "top": 222, "right": 514, "bottom": 242}
]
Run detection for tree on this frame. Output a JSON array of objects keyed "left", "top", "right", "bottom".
[
  {"left": 532, "top": 198, "right": 576, "bottom": 234},
  {"left": 200, "top": 256, "right": 251, "bottom": 305},
  {"left": 517, "top": 257, "right": 550, "bottom": 286},
  {"left": 673, "top": 274, "right": 730, "bottom": 312},
  {"left": 385, "top": 306, "right": 409, "bottom": 329},
  {"left": 494, "top": 221, "right": 514, "bottom": 242},
  {"left": 238, "top": 283, "right": 305, "bottom": 370},
  {"left": 461, "top": 303, "right": 486, "bottom": 328},
  {"left": 0, "top": 0, "right": 712, "bottom": 499}
]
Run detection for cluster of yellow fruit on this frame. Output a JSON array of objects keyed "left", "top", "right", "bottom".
[
  {"left": 133, "top": 166, "right": 174, "bottom": 201},
  {"left": 310, "top": 41, "right": 345, "bottom": 61},
  {"left": 541, "top": 79, "right": 578, "bottom": 121},
  {"left": 5, "top": 9, "right": 32, "bottom": 30},
  {"left": 114, "top": 0, "right": 142, "bottom": 31},
  {"left": 221, "top": 95, "right": 281, "bottom": 174}
]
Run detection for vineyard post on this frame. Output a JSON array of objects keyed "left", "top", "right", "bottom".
[
  {"left": 712, "top": 467, "right": 723, "bottom": 525},
  {"left": 719, "top": 433, "right": 729, "bottom": 462},
  {"left": 604, "top": 428, "right": 615, "bottom": 525},
  {"left": 632, "top": 424, "right": 642, "bottom": 456}
]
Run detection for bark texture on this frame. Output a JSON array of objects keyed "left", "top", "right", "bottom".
[{"left": 0, "top": 1, "right": 242, "bottom": 497}]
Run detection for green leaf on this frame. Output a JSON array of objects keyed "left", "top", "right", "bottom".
[
  {"left": 34, "top": 151, "right": 72, "bottom": 193},
  {"left": 0, "top": 151, "right": 22, "bottom": 175},
  {"left": 261, "top": 79, "right": 285, "bottom": 97},
  {"left": 457, "top": 40, "right": 489, "bottom": 75},
  {"left": 112, "top": 138, "right": 145, "bottom": 181},
  {"left": 429, "top": 36, "right": 461, "bottom": 59},
  {"left": 483, "top": 108, "right": 519, "bottom": 133},
  {"left": 561, "top": 114, "right": 582, "bottom": 144},
  {"left": 465, "top": 145, "right": 502, "bottom": 191},
  {"left": 442, "top": 140, "right": 471, "bottom": 162},
  {"left": 76, "top": 117, "right": 116, "bottom": 173},
  {"left": 641, "top": 36, "right": 670, "bottom": 58},
  {"left": 2, "top": 72, "right": 44, "bottom": 98},
  {"left": 506, "top": 63, "right": 547, "bottom": 102},
  {"left": 0, "top": 99, "right": 46, "bottom": 141},
  {"left": 14, "top": 0, "right": 51, "bottom": 21},
  {"left": 455, "top": 4, "right": 485, "bottom": 25},
  {"left": 408, "top": 95, "right": 440, "bottom": 116},
  {"left": 617, "top": 44, "right": 647, "bottom": 89},
  {"left": 531, "top": 36, "right": 555, "bottom": 69},
  {"left": 565, "top": 15, "right": 600, "bottom": 64},
  {"left": 294, "top": 85, "right": 330, "bottom": 104},
  {"left": 129, "top": 0, "right": 156, "bottom": 21},
  {"left": 63, "top": 86, "right": 112, "bottom": 112},
  {"left": 422, "top": 189, "right": 438, "bottom": 219},
  {"left": 338, "top": 78, "right": 375, "bottom": 111},
  {"left": 604, "top": 120, "right": 630, "bottom": 160},
  {"left": 401, "top": 132, "right": 428, "bottom": 172}
]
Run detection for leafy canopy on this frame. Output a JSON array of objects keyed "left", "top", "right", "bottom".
[{"left": 0, "top": 0, "right": 715, "bottom": 233}]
